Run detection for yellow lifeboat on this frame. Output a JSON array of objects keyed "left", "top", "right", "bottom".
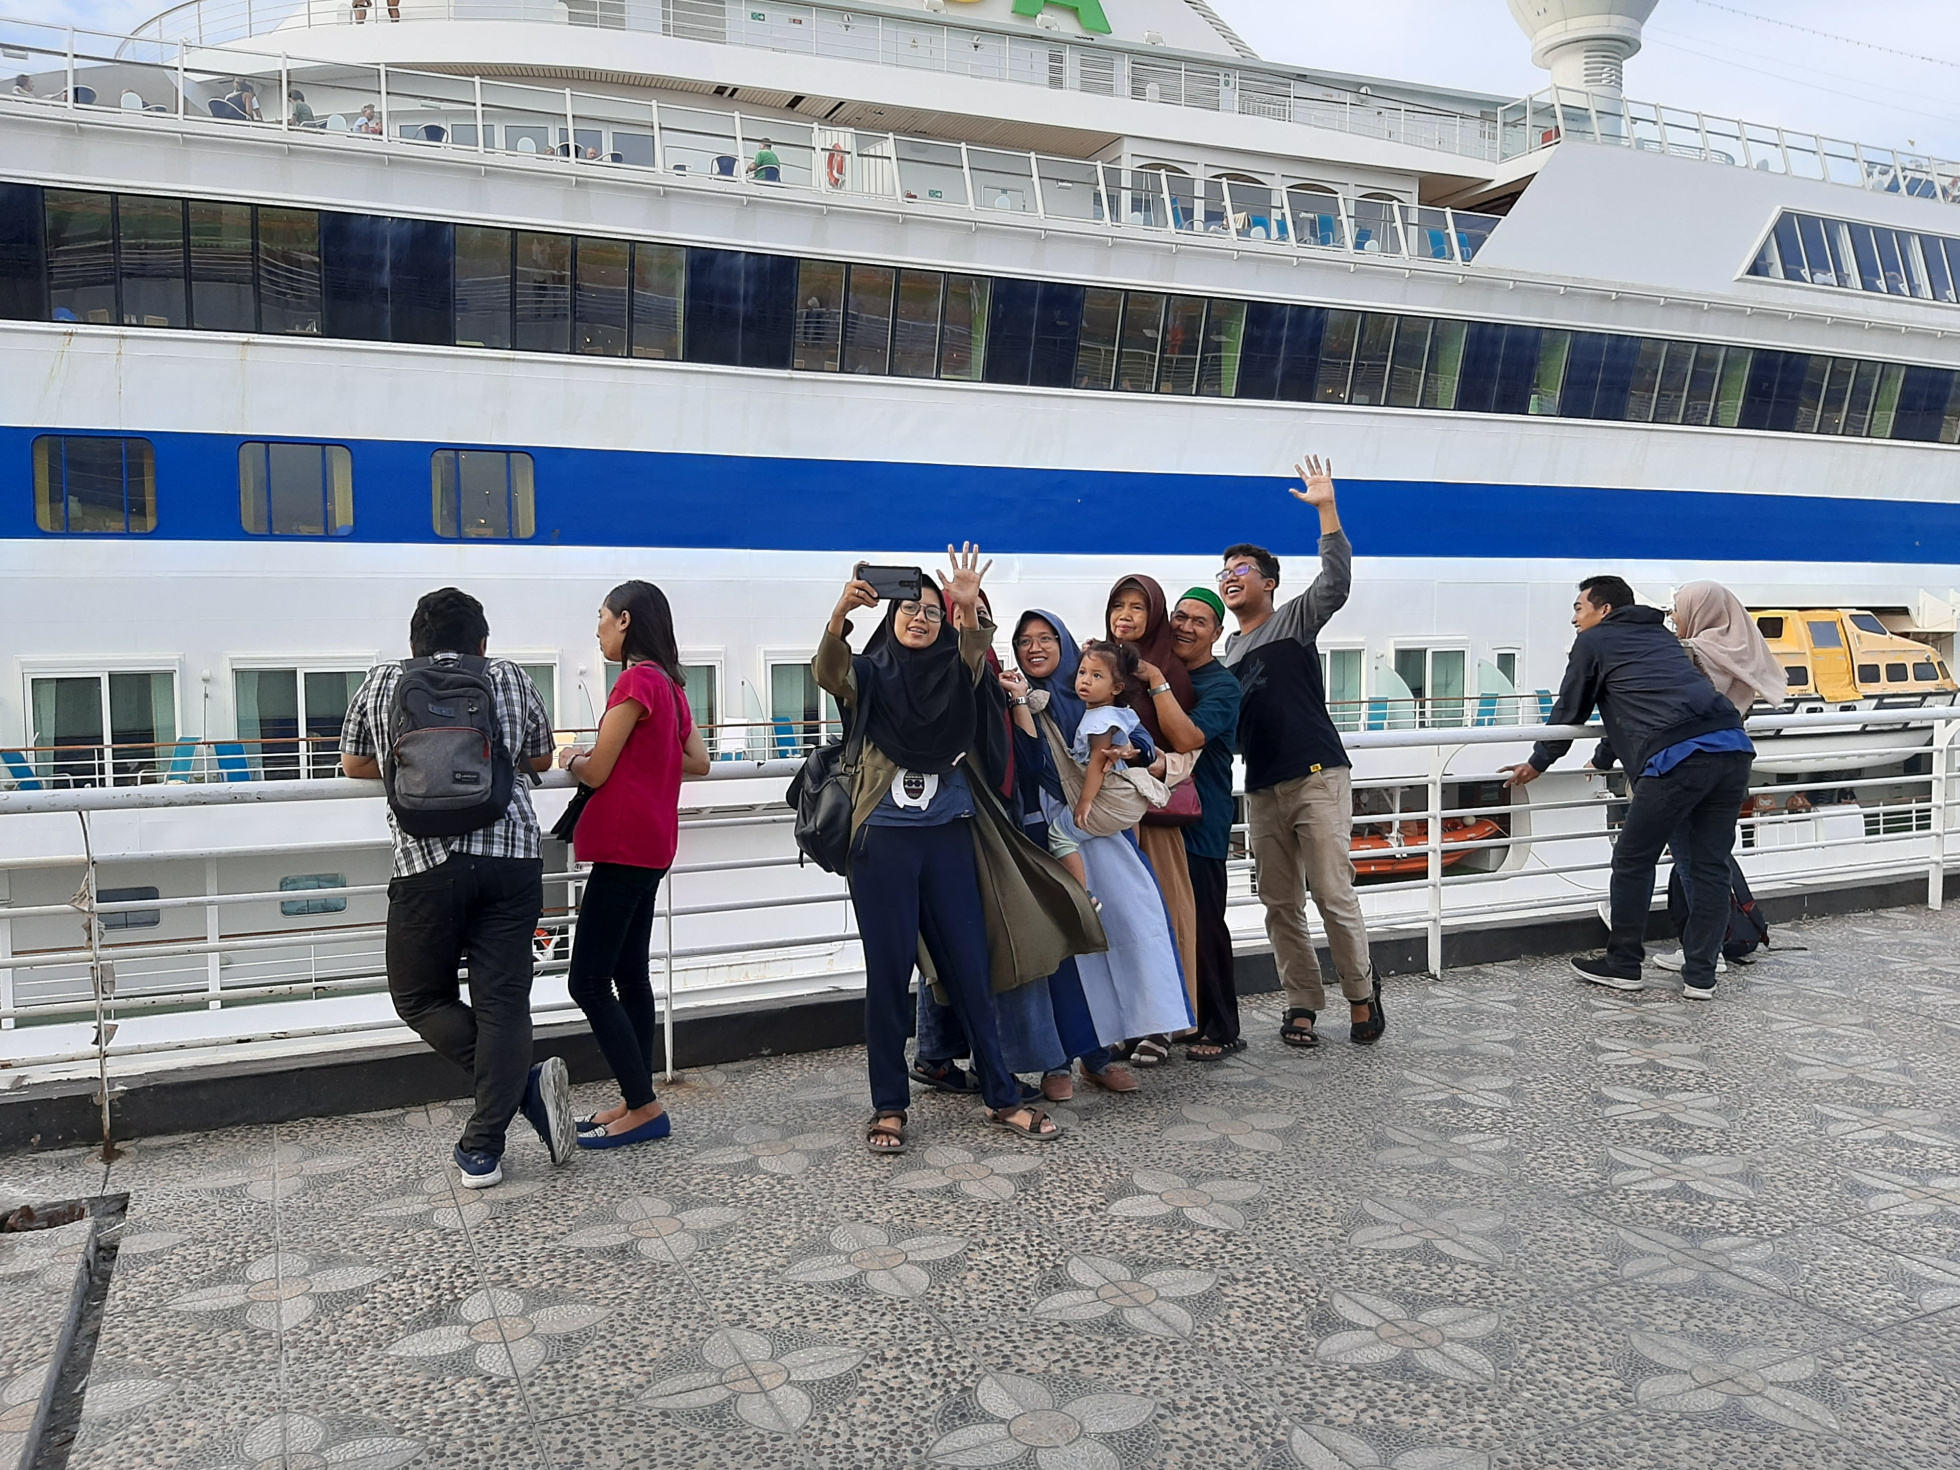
[{"left": 1751, "top": 610, "right": 1956, "bottom": 706}]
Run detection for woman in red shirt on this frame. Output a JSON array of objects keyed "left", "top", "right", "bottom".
[{"left": 558, "top": 581, "right": 710, "bottom": 1148}]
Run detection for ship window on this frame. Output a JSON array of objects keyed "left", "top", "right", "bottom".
[
  {"left": 517, "top": 665, "right": 556, "bottom": 725},
  {"left": 842, "top": 263, "right": 894, "bottom": 376},
  {"left": 432, "top": 449, "right": 535, "bottom": 540},
  {"left": 0, "top": 182, "right": 46, "bottom": 322},
  {"left": 892, "top": 271, "right": 943, "bottom": 380},
  {"left": 44, "top": 188, "right": 116, "bottom": 324},
  {"left": 1857, "top": 664, "right": 1880, "bottom": 683},
  {"left": 1885, "top": 662, "right": 1908, "bottom": 682},
  {"left": 793, "top": 258, "right": 844, "bottom": 372},
  {"left": 630, "top": 242, "right": 684, "bottom": 361},
  {"left": 1030, "top": 281, "right": 1085, "bottom": 390},
  {"left": 1345, "top": 311, "right": 1396, "bottom": 407},
  {"left": 33, "top": 436, "right": 157, "bottom": 534},
  {"left": 1157, "top": 295, "right": 1206, "bottom": 396},
  {"left": 1393, "top": 647, "right": 1467, "bottom": 727},
  {"left": 189, "top": 200, "right": 255, "bottom": 332},
  {"left": 1323, "top": 647, "right": 1363, "bottom": 733},
  {"left": 279, "top": 874, "right": 348, "bottom": 916},
  {"left": 1806, "top": 621, "right": 1843, "bottom": 649},
  {"left": 1074, "top": 286, "right": 1121, "bottom": 391},
  {"left": 1914, "top": 663, "right": 1939, "bottom": 682},
  {"left": 239, "top": 442, "right": 354, "bottom": 537},
  {"left": 682, "top": 663, "right": 719, "bottom": 754},
  {"left": 257, "top": 207, "right": 321, "bottom": 335},
  {"left": 514, "top": 231, "right": 570, "bottom": 353},
  {"left": 1116, "top": 292, "right": 1165, "bottom": 393},
  {"left": 1384, "top": 315, "right": 1429, "bottom": 408},
  {"left": 118, "top": 194, "right": 186, "bottom": 329},
  {"left": 237, "top": 669, "right": 365, "bottom": 779},
  {"left": 99, "top": 886, "right": 162, "bottom": 930},
  {"left": 573, "top": 236, "right": 629, "bottom": 357},
  {"left": 1314, "top": 309, "right": 1358, "bottom": 404},
  {"left": 454, "top": 225, "right": 512, "bottom": 349},
  {"left": 938, "top": 274, "right": 988, "bottom": 382},
  {"left": 1419, "top": 318, "right": 1464, "bottom": 410},
  {"left": 1784, "top": 666, "right": 1808, "bottom": 686},
  {"left": 1456, "top": 322, "right": 1540, "bottom": 416},
  {"left": 1755, "top": 617, "right": 1784, "bottom": 639},
  {"left": 1197, "top": 299, "right": 1245, "bottom": 398},
  {"left": 684, "top": 247, "right": 795, "bottom": 370},
  {"left": 1849, "top": 613, "right": 1887, "bottom": 634},
  {"left": 28, "top": 671, "right": 176, "bottom": 786}
]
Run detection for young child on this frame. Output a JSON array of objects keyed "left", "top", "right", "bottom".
[{"left": 1069, "top": 640, "right": 1154, "bottom": 830}]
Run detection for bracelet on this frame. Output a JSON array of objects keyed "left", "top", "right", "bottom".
[
  {"left": 1149, "top": 683, "right": 1172, "bottom": 697},
  {"left": 1009, "top": 695, "right": 1030, "bottom": 707}
]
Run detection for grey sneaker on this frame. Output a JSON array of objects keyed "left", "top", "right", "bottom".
[
  {"left": 1681, "top": 982, "right": 1717, "bottom": 1001},
  {"left": 520, "top": 1056, "right": 576, "bottom": 1166},
  {"left": 1653, "top": 951, "right": 1727, "bottom": 974}
]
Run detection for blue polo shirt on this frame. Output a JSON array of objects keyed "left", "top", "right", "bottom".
[{"left": 1181, "top": 660, "right": 1243, "bottom": 862}]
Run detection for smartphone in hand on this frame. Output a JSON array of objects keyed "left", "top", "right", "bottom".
[{"left": 854, "top": 563, "right": 923, "bottom": 601}]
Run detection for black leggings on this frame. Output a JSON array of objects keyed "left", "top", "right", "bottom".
[{"left": 567, "top": 861, "right": 668, "bottom": 1110}]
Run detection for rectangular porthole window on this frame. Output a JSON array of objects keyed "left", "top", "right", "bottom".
[
  {"left": 793, "top": 258, "right": 844, "bottom": 372},
  {"left": 44, "top": 189, "right": 116, "bottom": 324},
  {"left": 432, "top": 449, "right": 535, "bottom": 540},
  {"left": 118, "top": 194, "right": 187, "bottom": 329},
  {"left": 239, "top": 442, "right": 354, "bottom": 537},
  {"left": 630, "top": 242, "right": 685, "bottom": 360},
  {"left": 574, "top": 236, "right": 630, "bottom": 357},
  {"left": 454, "top": 225, "right": 513, "bottom": 349},
  {"left": 34, "top": 436, "right": 157, "bottom": 534},
  {"left": 98, "top": 885, "right": 162, "bottom": 930},
  {"left": 279, "top": 873, "right": 348, "bottom": 916},
  {"left": 257, "top": 207, "right": 321, "bottom": 335},
  {"left": 189, "top": 200, "right": 255, "bottom": 332}
]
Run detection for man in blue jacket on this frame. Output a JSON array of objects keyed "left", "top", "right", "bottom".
[{"left": 1502, "top": 576, "right": 1752, "bottom": 1000}]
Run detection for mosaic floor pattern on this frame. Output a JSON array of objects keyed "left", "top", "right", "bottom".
[{"left": 9, "top": 904, "right": 1960, "bottom": 1469}]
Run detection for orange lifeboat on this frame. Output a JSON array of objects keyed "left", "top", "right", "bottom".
[{"left": 1351, "top": 817, "right": 1505, "bottom": 876}]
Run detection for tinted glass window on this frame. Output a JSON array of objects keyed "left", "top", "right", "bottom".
[
  {"left": 1114, "top": 292, "right": 1163, "bottom": 393},
  {"left": 793, "top": 258, "right": 843, "bottom": 372},
  {"left": 1914, "top": 663, "right": 1939, "bottom": 682},
  {"left": 1075, "top": 286, "right": 1121, "bottom": 391},
  {"left": 99, "top": 886, "right": 162, "bottom": 931},
  {"left": 1029, "top": 282, "right": 1084, "bottom": 390},
  {"left": 454, "top": 226, "right": 512, "bottom": 349},
  {"left": 684, "top": 248, "right": 793, "bottom": 370},
  {"left": 1756, "top": 616, "right": 1785, "bottom": 639},
  {"left": 1420, "top": 319, "right": 1465, "bottom": 410},
  {"left": 33, "top": 436, "right": 157, "bottom": 534},
  {"left": 843, "top": 264, "right": 894, "bottom": 376},
  {"left": 983, "top": 277, "right": 1039, "bottom": 386},
  {"left": 320, "top": 212, "right": 391, "bottom": 341},
  {"left": 1681, "top": 343, "right": 1726, "bottom": 427},
  {"left": 1385, "top": 315, "right": 1429, "bottom": 408},
  {"left": 938, "top": 275, "right": 988, "bottom": 381},
  {"left": 1857, "top": 663, "right": 1881, "bottom": 682},
  {"left": 1345, "top": 312, "right": 1395, "bottom": 407},
  {"left": 514, "top": 231, "right": 570, "bottom": 353},
  {"left": 892, "top": 271, "right": 942, "bottom": 379},
  {"left": 1157, "top": 295, "right": 1206, "bottom": 395},
  {"left": 1848, "top": 613, "right": 1887, "bottom": 634},
  {"left": 240, "top": 442, "right": 354, "bottom": 536},
  {"left": 1197, "top": 300, "right": 1245, "bottom": 398},
  {"left": 189, "top": 200, "right": 254, "bottom": 332},
  {"left": 118, "top": 195, "right": 186, "bottom": 329},
  {"left": 432, "top": 449, "right": 535, "bottom": 539},
  {"left": 1235, "top": 300, "right": 1288, "bottom": 400},
  {"left": 574, "top": 236, "right": 629, "bottom": 357},
  {"left": 1890, "top": 365, "right": 1956, "bottom": 443},
  {"left": 257, "top": 207, "right": 321, "bottom": 335},
  {"left": 1314, "top": 310, "right": 1358, "bottom": 404},
  {"left": 45, "top": 189, "right": 116, "bottom": 324},
  {"left": 0, "top": 182, "right": 46, "bottom": 321},
  {"left": 630, "top": 243, "right": 684, "bottom": 360},
  {"left": 1739, "top": 350, "right": 1811, "bottom": 433},
  {"left": 389, "top": 217, "right": 453, "bottom": 347},
  {"left": 1784, "top": 665, "right": 1809, "bottom": 687},
  {"left": 279, "top": 874, "right": 348, "bottom": 916},
  {"left": 1884, "top": 663, "right": 1907, "bottom": 682},
  {"left": 1806, "top": 620, "right": 1843, "bottom": 649}
]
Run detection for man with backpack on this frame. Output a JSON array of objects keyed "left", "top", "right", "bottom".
[
  {"left": 340, "top": 587, "right": 570, "bottom": 1187},
  {"left": 1501, "top": 576, "right": 1753, "bottom": 1001}
]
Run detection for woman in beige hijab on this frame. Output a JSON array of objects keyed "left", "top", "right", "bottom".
[{"left": 1651, "top": 582, "right": 1778, "bottom": 973}]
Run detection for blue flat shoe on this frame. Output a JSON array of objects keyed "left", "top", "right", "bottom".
[{"left": 576, "top": 1111, "right": 672, "bottom": 1150}]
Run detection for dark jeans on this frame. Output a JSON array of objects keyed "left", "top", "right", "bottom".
[
  {"left": 1607, "top": 751, "right": 1752, "bottom": 988},
  {"left": 386, "top": 854, "right": 544, "bottom": 1155},
  {"left": 1188, "top": 852, "right": 1239, "bottom": 1045},
  {"left": 567, "top": 862, "right": 668, "bottom": 1111},
  {"left": 850, "top": 820, "right": 1020, "bottom": 1114}
]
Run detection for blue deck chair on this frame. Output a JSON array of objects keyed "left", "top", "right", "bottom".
[
  {"left": 163, "top": 739, "right": 198, "bottom": 781},
  {"left": 771, "top": 717, "right": 799, "bottom": 759},
  {"left": 1364, "top": 699, "right": 1391, "bottom": 731},
  {"left": 1474, "top": 694, "right": 1500, "bottom": 728},
  {"left": 1, "top": 750, "right": 43, "bottom": 791},
  {"left": 212, "top": 742, "right": 253, "bottom": 781},
  {"left": 1536, "top": 691, "right": 1556, "bottom": 722}
]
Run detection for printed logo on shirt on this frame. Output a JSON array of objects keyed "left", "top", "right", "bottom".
[
  {"left": 892, "top": 770, "right": 939, "bottom": 809},
  {"left": 1310, "top": 763, "right": 1323, "bottom": 774}
]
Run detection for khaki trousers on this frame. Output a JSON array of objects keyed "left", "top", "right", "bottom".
[{"left": 1246, "top": 768, "right": 1373, "bottom": 1012}]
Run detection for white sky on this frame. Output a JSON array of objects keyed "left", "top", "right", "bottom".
[{"left": 30, "top": 0, "right": 1960, "bottom": 159}]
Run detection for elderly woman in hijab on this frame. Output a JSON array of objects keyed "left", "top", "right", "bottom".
[
  {"left": 815, "top": 550, "right": 1102, "bottom": 1154},
  {"left": 1647, "top": 581, "right": 1783, "bottom": 971},
  {"left": 1003, "top": 608, "right": 1192, "bottom": 1076},
  {"left": 1105, "top": 573, "right": 1207, "bottom": 1066}
]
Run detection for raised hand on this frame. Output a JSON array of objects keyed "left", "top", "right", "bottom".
[
  {"left": 998, "top": 667, "right": 1030, "bottom": 698},
  {"left": 1290, "top": 454, "right": 1335, "bottom": 508},
  {"left": 943, "top": 542, "right": 993, "bottom": 611},
  {"left": 1134, "top": 658, "right": 1163, "bottom": 689}
]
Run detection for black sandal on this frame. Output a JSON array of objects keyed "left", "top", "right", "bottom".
[
  {"left": 909, "top": 1060, "right": 978, "bottom": 1094},
  {"left": 1349, "top": 973, "right": 1387, "bottom": 1046},
  {"left": 866, "top": 1111, "right": 909, "bottom": 1154},
  {"left": 1280, "top": 1008, "right": 1319, "bottom": 1048},
  {"left": 1186, "top": 1037, "right": 1248, "bottom": 1062}
]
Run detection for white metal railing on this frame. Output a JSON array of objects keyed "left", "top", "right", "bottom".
[
  {"left": 101, "top": 0, "right": 1502, "bottom": 164},
  {"left": 1502, "top": 87, "right": 1960, "bottom": 208},
  {"left": 0, "top": 16, "right": 1505, "bottom": 266},
  {"left": 1, "top": 706, "right": 1952, "bottom": 1095}
]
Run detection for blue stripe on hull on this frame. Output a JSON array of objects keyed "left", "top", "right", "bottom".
[{"left": 5, "top": 427, "right": 1958, "bottom": 563}]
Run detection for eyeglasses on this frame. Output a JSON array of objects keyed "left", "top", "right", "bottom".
[
  {"left": 1215, "top": 561, "right": 1262, "bottom": 585},
  {"left": 1013, "top": 633, "right": 1060, "bottom": 650},
  {"left": 896, "top": 601, "right": 944, "bottom": 623}
]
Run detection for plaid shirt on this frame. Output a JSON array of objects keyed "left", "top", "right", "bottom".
[{"left": 340, "top": 655, "right": 554, "bottom": 877}]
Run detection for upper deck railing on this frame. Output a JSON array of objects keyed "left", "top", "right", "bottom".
[
  {"left": 0, "top": 16, "right": 1505, "bottom": 267},
  {"left": 100, "top": 0, "right": 1504, "bottom": 163},
  {"left": 1500, "top": 86, "right": 1960, "bottom": 209}
]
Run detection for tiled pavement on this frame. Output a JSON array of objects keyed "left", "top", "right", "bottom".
[{"left": 9, "top": 904, "right": 1960, "bottom": 1469}]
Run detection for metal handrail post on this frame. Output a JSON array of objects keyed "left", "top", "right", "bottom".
[
  {"left": 473, "top": 75, "right": 484, "bottom": 152},
  {"left": 1029, "top": 150, "right": 1045, "bottom": 218},
  {"left": 1425, "top": 745, "right": 1447, "bottom": 975},
  {"left": 959, "top": 141, "right": 975, "bottom": 211},
  {"left": 1932, "top": 717, "right": 1954, "bottom": 911},
  {"left": 661, "top": 867, "right": 676, "bottom": 1081},
  {"left": 565, "top": 85, "right": 576, "bottom": 159},
  {"left": 733, "top": 110, "right": 745, "bottom": 181},
  {"left": 650, "top": 96, "right": 663, "bottom": 171},
  {"left": 279, "top": 54, "right": 288, "bottom": 131},
  {"left": 378, "top": 61, "right": 389, "bottom": 139},
  {"left": 65, "top": 27, "right": 75, "bottom": 109},
  {"left": 889, "top": 130, "right": 903, "bottom": 200},
  {"left": 1158, "top": 167, "right": 1173, "bottom": 233},
  {"left": 75, "top": 811, "right": 123, "bottom": 1161},
  {"left": 177, "top": 47, "right": 187, "bottom": 120}
]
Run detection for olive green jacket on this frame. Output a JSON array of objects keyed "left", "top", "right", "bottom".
[{"left": 813, "top": 624, "right": 1107, "bottom": 992}]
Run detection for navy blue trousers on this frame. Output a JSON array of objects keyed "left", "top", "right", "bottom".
[{"left": 850, "top": 820, "right": 1020, "bottom": 1114}]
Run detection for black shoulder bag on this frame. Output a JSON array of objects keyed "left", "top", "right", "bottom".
[{"left": 784, "top": 684, "right": 868, "bottom": 874}]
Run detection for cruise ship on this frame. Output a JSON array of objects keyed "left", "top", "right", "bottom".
[{"left": 1, "top": 0, "right": 1958, "bottom": 1053}]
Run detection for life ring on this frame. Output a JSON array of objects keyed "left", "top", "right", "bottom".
[{"left": 824, "top": 143, "right": 847, "bottom": 189}]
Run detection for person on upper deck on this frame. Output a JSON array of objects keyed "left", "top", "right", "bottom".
[
  {"left": 12, "top": 75, "right": 34, "bottom": 97},
  {"left": 287, "top": 88, "right": 314, "bottom": 126},
  {"left": 1220, "top": 455, "right": 1384, "bottom": 1050},
  {"left": 1502, "top": 576, "right": 1753, "bottom": 1000},
  {"left": 747, "top": 139, "right": 781, "bottom": 182}
]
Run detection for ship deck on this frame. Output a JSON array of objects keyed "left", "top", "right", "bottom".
[{"left": 9, "top": 902, "right": 1960, "bottom": 1470}]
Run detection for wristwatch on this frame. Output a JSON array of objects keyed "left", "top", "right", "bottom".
[
  {"left": 1149, "top": 682, "right": 1172, "bottom": 697},
  {"left": 1009, "top": 695, "right": 1030, "bottom": 707}
]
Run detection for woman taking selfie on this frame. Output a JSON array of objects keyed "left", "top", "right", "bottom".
[
  {"left": 557, "top": 581, "right": 710, "bottom": 1149},
  {"left": 815, "top": 548, "right": 1103, "bottom": 1155}
]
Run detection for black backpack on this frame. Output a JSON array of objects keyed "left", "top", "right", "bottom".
[
  {"left": 1666, "top": 862, "right": 1771, "bottom": 960},
  {"left": 784, "top": 686, "right": 867, "bottom": 875},
  {"left": 384, "top": 656, "right": 515, "bottom": 838}
]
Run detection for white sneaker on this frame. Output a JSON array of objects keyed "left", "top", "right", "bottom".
[
  {"left": 1652, "top": 952, "right": 1726, "bottom": 974},
  {"left": 1681, "top": 982, "right": 1717, "bottom": 1001}
]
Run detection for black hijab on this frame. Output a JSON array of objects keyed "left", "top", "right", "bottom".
[{"left": 853, "top": 579, "right": 974, "bottom": 776}]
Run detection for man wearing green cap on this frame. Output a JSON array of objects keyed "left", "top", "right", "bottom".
[{"left": 1170, "top": 585, "right": 1243, "bottom": 1059}]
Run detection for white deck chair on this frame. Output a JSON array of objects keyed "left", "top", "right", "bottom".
[
  {"left": 325, "top": 113, "right": 349, "bottom": 132},
  {"left": 120, "top": 90, "right": 144, "bottom": 110}
]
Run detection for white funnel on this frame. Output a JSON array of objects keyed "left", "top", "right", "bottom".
[{"left": 1507, "top": 0, "right": 1657, "bottom": 96}]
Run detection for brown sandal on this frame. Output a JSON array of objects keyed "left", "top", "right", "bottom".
[
  {"left": 987, "top": 1105, "right": 1061, "bottom": 1141},
  {"left": 865, "top": 1110, "right": 908, "bottom": 1154}
]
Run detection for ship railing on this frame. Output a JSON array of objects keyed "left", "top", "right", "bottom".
[
  {"left": 1499, "top": 86, "right": 1960, "bottom": 209},
  {"left": 96, "top": 0, "right": 1503, "bottom": 165},
  {"left": 0, "top": 16, "right": 1508, "bottom": 264},
  {"left": 1, "top": 706, "right": 1952, "bottom": 1087}
]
